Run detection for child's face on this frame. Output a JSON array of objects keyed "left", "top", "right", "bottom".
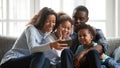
[
  {"left": 78, "top": 29, "right": 93, "bottom": 45},
  {"left": 57, "top": 21, "right": 72, "bottom": 39}
]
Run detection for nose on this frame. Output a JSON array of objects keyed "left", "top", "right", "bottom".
[
  {"left": 62, "top": 28, "right": 68, "bottom": 33},
  {"left": 80, "top": 36, "right": 84, "bottom": 39},
  {"left": 77, "top": 19, "right": 80, "bottom": 23},
  {"left": 75, "top": 19, "right": 81, "bottom": 25},
  {"left": 50, "top": 22, "right": 55, "bottom": 27}
]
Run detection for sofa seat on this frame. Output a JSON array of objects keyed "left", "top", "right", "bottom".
[{"left": 0, "top": 36, "right": 120, "bottom": 62}]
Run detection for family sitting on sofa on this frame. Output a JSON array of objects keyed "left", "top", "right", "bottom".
[{"left": 0, "top": 5, "right": 120, "bottom": 68}]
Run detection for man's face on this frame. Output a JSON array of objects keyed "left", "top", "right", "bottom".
[{"left": 73, "top": 11, "right": 89, "bottom": 32}]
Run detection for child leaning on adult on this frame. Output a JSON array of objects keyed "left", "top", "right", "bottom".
[
  {"left": 0, "top": 7, "right": 71, "bottom": 68},
  {"left": 61, "top": 5, "right": 120, "bottom": 68},
  {"left": 61, "top": 24, "right": 120, "bottom": 68},
  {"left": 61, "top": 5, "right": 107, "bottom": 68}
]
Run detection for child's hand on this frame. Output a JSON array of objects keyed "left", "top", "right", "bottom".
[{"left": 73, "top": 50, "right": 87, "bottom": 68}]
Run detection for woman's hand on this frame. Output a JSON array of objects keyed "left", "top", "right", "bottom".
[{"left": 50, "top": 40, "right": 68, "bottom": 50}]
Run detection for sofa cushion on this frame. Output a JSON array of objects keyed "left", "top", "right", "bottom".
[{"left": 0, "top": 36, "right": 16, "bottom": 61}]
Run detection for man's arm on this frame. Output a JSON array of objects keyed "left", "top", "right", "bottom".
[{"left": 93, "top": 29, "right": 109, "bottom": 53}]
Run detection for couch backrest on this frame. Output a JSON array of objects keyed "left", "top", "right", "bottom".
[
  {"left": 0, "top": 36, "right": 120, "bottom": 62},
  {"left": 0, "top": 36, "right": 16, "bottom": 61},
  {"left": 106, "top": 38, "right": 120, "bottom": 57}
]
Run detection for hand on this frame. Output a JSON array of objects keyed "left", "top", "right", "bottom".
[
  {"left": 50, "top": 40, "right": 68, "bottom": 50},
  {"left": 73, "top": 50, "right": 87, "bottom": 68},
  {"left": 93, "top": 45, "right": 103, "bottom": 54}
]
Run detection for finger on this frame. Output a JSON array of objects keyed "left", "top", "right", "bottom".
[
  {"left": 56, "top": 47, "right": 63, "bottom": 50},
  {"left": 60, "top": 44, "right": 68, "bottom": 47}
]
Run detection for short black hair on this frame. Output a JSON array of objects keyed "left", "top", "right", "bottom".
[
  {"left": 77, "top": 24, "right": 96, "bottom": 38},
  {"left": 73, "top": 5, "right": 89, "bottom": 17}
]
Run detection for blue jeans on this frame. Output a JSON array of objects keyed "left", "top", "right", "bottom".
[
  {"left": 61, "top": 49, "right": 106, "bottom": 68},
  {"left": 0, "top": 52, "right": 50, "bottom": 68},
  {"left": 103, "top": 58, "right": 120, "bottom": 68}
]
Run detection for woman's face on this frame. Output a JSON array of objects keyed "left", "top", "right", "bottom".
[
  {"left": 78, "top": 29, "right": 93, "bottom": 45},
  {"left": 42, "top": 14, "right": 56, "bottom": 32},
  {"left": 57, "top": 21, "right": 72, "bottom": 39}
]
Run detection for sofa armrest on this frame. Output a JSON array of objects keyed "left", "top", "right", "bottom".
[{"left": 0, "top": 36, "right": 16, "bottom": 61}]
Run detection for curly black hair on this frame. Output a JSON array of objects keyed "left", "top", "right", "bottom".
[{"left": 77, "top": 24, "right": 96, "bottom": 38}]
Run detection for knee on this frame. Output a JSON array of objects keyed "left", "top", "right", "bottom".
[
  {"left": 32, "top": 52, "right": 45, "bottom": 58},
  {"left": 87, "top": 49, "right": 99, "bottom": 55},
  {"left": 62, "top": 49, "right": 72, "bottom": 55},
  {"left": 61, "top": 49, "right": 73, "bottom": 58}
]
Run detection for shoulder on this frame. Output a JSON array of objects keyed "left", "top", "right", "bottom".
[
  {"left": 26, "top": 25, "right": 36, "bottom": 30},
  {"left": 95, "top": 28, "right": 104, "bottom": 35},
  {"left": 96, "top": 28, "right": 103, "bottom": 33},
  {"left": 96, "top": 28, "right": 102, "bottom": 31},
  {"left": 25, "top": 25, "right": 39, "bottom": 33},
  {"left": 24, "top": 25, "right": 41, "bottom": 37}
]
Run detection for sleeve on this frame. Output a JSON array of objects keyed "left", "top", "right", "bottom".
[
  {"left": 25, "top": 26, "right": 51, "bottom": 53},
  {"left": 94, "top": 29, "right": 109, "bottom": 53}
]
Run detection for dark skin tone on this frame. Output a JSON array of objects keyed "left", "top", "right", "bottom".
[
  {"left": 73, "top": 10, "right": 103, "bottom": 68},
  {"left": 73, "top": 11, "right": 89, "bottom": 33}
]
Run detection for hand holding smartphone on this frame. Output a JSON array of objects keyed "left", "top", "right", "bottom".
[{"left": 58, "top": 40, "right": 73, "bottom": 47}]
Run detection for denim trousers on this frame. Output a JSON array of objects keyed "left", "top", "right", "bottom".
[
  {"left": 103, "top": 58, "right": 120, "bottom": 68},
  {"left": 61, "top": 49, "right": 120, "bottom": 68},
  {"left": 61, "top": 49, "right": 102, "bottom": 68},
  {"left": 0, "top": 52, "right": 50, "bottom": 68}
]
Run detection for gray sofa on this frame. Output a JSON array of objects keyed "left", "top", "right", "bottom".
[{"left": 0, "top": 36, "right": 120, "bottom": 62}]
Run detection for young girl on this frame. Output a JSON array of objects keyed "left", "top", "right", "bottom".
[{"left": 50, "top": 12, "right": 73, "bottom": 68}]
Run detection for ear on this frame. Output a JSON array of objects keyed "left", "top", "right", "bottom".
[
  {"left": 84, "top": 17, "right": 89, "bottom": 23},
  {"left": 86, "top": 17, "right": 89, "bottom": 22}
]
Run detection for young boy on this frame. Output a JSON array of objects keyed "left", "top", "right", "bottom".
[
  {"left": 74, "top": 24, "right": 120, "bottom": 68},
  {"left": 61, "top": 24, "right": 120, "bottom": 68}
]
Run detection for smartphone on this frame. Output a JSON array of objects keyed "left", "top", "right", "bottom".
[{"left": 58, "top": 40, "right": 73, "bottom": 46}]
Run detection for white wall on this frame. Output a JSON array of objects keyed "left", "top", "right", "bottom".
[
  {"left": 106, "top": 0, "right": 120, "bottom": 38},
  {"left": 118, "top": 0, "right": 120, "bottom": 37},
  {"left": 106, "top": 0, "right": 115, "bottom": 37}
]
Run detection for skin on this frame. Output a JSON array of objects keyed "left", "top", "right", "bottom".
[
  {"left": 74, "top": 29, "right": 103, "bottom": 68},
  {"left": 56, "top": 20, "right": 72, "bottom": 40},
  {"left": 74, "top": 29, "right": 93, "bottom": 68},
  {"left": 73, "top": 10, "right": 103, "bottom": 67},
  {"left": 78, "top": 29, "right": 93, "bottom": 48},
  {"left": 40, "top": 14, "right": 68, "bottom": 50},
  {"left": 73, "top": 11, "right": 89, "bottom": 32},
  {"left": 52, "top": 20, "right": 73, "bottom": 50},
  {"left": 73, "top": 10, "right": 102, "bottom": 52},
  {"left": 41, "top": 14, "right": 56, "bottom": 33}
]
